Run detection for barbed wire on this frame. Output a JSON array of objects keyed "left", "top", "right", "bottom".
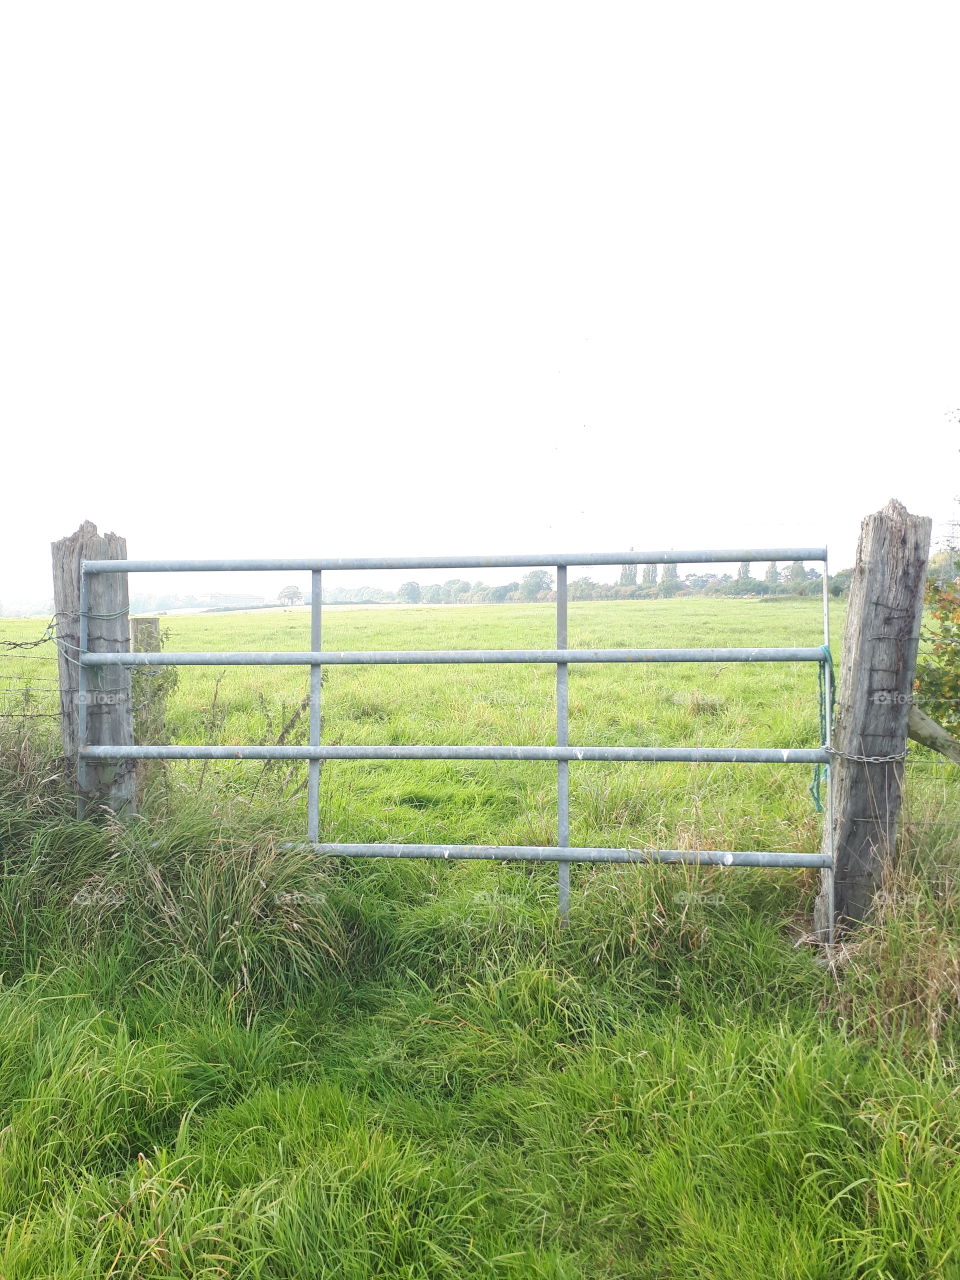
[
  {"left": 1, "top": 615, "right": 172, "bottom": 729},
  {"left": 0, "top": 712, "right": 60, "bottom": 719},
  {"left": 0, "top": 682, "right": 61, "bottom": 692},
  {"left": 0, "top": 618, "right": 59, "bottom": 651},
  {"left": 1, "top": 608, "right": 158, "bottom": 652}
]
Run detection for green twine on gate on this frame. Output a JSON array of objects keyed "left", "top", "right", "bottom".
[{"left": 810, "top": 644, "right": 835, "bottom": 813}]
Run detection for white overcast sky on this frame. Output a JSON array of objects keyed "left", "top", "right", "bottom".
[{"left": 1, "top": 2, "right": 958, "bottom": 606}]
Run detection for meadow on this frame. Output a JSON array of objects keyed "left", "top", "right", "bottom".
[
  {"left": 0, "top": 598, "right": 958, "bottom": 1278},
  {"left": 151, "top": 597, "right": 834, "bottom": 854}
]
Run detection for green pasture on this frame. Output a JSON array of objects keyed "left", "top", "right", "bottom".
[
  {"left": 1, "top": 598, "right": 959, "bottom": 1278},
  {"left": 152, "top": 598, "right": 835, "bottom": 853}
]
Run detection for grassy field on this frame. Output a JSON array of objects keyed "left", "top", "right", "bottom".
[
  {"left": 1, "top": 598, "right": 959, "bottom": 1278},
  {"left": 132, "top": 599, "right": 835, "bottom": 850}
]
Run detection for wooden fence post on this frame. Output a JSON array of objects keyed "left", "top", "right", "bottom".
[
  {"left": 51, "top": 521, "right": 136, "bottom": 818},
  {"left": 815, "top": 499, "right": 932, "bottom": 937},
  {"left": 131, "top": 616, "right": 160, "bottom": 652}
]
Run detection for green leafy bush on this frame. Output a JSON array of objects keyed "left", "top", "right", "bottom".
[{"left": 915, "top": 557, "right": 960, "bottom": 736}]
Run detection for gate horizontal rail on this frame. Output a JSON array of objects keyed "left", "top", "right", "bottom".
[
  {"left": 77, "top": 545, "right": 835, "bottom": 927},
  {"left": 282, "top": 843, "right": 833, "bottom": 868},
  {"left": 82, "top": 646, "right": 826, "bottom": 667},
  {"left": 81, "top": 744, "right": 830, "bottom": 764},
  {"left": 82, "top": 548, "right": 827, "bottom": 574}
]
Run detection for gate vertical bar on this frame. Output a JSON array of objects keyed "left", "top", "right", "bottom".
[
  {"left": 77, "top": 568, "right": 89, "bottom": 819},
  {"left": 821, "top": 553, "right": 835, "bottom": 947},
  {"left": 307, "top": 571, "right": 322, "bottom": 841},
  {"left": 556, "top": 565, "right": 570, "bottom": 920}
]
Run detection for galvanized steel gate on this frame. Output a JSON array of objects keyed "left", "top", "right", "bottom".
[{"left": 78, "top": 548, "right": 835, "bottom": 930}]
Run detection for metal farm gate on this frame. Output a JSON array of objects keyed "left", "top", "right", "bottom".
[{"left": 77, "top": 548, "right": 835, "bottom": 931}]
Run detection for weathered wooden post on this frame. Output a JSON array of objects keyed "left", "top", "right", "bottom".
[
  {"left": 815, "top": 499, "right": 932, "bottom": 938},
  {"left": 52, "top": 521, "right": 136, "bottom": 818},
  {"left": 131, "top": 616, "right": 160, "bottom": 659}
]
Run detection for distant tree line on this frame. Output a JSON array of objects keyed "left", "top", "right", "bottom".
[
  {"left": 317, "top": 563, "right": 858, "bottom": 605},
  {"left": 567, "top": 562, "right": 835, "bottom": 600}
]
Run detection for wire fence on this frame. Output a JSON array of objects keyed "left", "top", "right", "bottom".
[
  {"left": 0, "top": 615, "right": 180, "bottom": 727},
  {"left": 0, "top": 618, "right": 62, "bottom": 721}
]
